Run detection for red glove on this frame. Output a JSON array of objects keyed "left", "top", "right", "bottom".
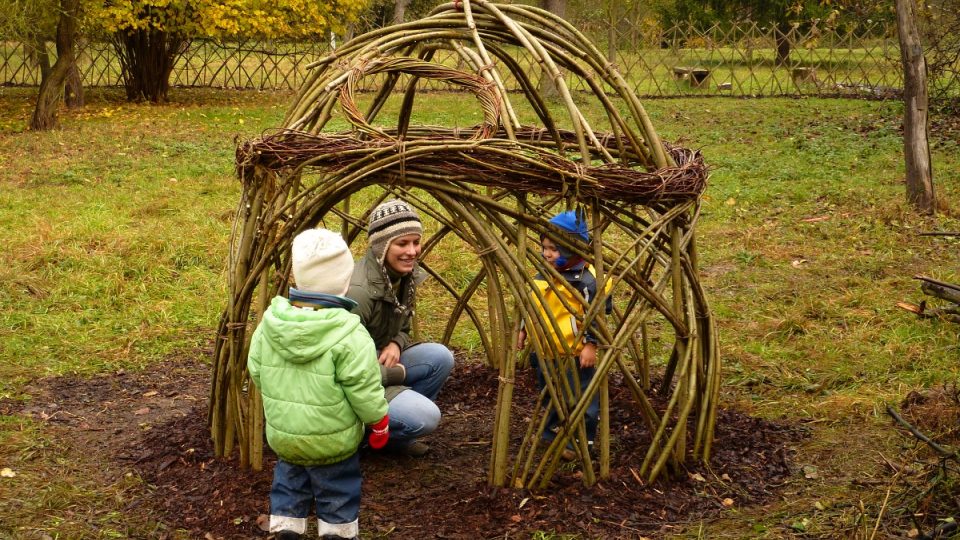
[{"left": 368, "top": 415, "right": 390, "bottom": 450}]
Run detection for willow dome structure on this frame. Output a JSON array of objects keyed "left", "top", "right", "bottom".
[{"left": 211, "top": 0, "right": 718, "bottom": 489}]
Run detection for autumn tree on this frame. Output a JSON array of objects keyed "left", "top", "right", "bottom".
[
  {"left": 918, "top": 0, "right": 960, "bottom": 105},
  {"left": 354, "top": 0, "right": 439, "bottom": 31},
  {"left": 0, "top": 0, "right": 84, "bottom": 129},
  {"left": 659, "top": 0, "right": 893, "bottom": 65},
  {"left": 31, "top": 0, "right": 82, "bottom": 130},
  {"left": 538, "top": 0, "right": 566, "bottom": 97},
  {"left": 86, "top": 0, "right": 371, "bottom": 103},
  {"left": 0, "top": 0, "right": 56, "bottom": 80}
]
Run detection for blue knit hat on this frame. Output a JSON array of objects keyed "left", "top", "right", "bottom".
[{"left": 548, "top": 210, "right": 590, "bottom": 243}]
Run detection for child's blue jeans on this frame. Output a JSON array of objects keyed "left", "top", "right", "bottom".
[
  {"left": 531, "top": 353, "right": 600, "bottom": 444},
  {"left": 269, "top": 453, "right": 361, "bottom": 538}
]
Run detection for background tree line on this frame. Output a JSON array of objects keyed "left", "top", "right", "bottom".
[{"left": 1, "top": 1, "right": 956, "bottom": 127}]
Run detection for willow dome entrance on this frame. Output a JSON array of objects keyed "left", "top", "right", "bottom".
[{"left": 211, "top": 0, "right": 718, "bottom": 489}]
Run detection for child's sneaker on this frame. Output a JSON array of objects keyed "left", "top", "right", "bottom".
[{"left": 561, "top": 440, "right": 594, "bottom": 461}]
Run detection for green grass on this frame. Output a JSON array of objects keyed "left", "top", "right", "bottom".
[{"left": 1, "top": 86, "right": 959, "bottom": 538}]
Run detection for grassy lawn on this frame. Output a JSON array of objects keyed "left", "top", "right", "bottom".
[{"left": 0, "top": 85, "right": 958, "bottom": 538}]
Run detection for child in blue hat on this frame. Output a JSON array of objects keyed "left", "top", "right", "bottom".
[{"left": 517, "top": 210, "right": 612, "bottom": 460}]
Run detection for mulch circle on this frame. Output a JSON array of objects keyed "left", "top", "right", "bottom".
[{"left": 5, "top": 349, "right": 806, "bottom": 539}]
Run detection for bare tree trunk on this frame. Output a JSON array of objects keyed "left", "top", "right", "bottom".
[
  {"left": 895, "top": 0, "right": 935, "bottom": 215},
  {"left": 65, "top": 61, "right": 84, "bottom": 108},
  {"left": 393, "top": 0, "right": 411, "bottom": 25},
  {"left": 606, "top": 3, "right": 619, "bottom": 65},
  {"left": 30, "top": 35, "right": 52, "bottom": 82},
  {"left": 31, "top": 0, "right": 80, "bottom": 130},
  {"left": 774, "top": 22, "right": 792, "bottom": 66},
  {"left": 114, "top": 28, "right": 187, "bottom": 103},
  {"left": 538, "top": 0, "right": 567, "bottom": 98},
  {"left": 65, "top": 38, "right": 85, "bottom": 108}
]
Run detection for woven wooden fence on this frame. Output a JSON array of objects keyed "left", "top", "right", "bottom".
[{"left": 3, "top": 20, "right": 957, "bottom": 99}]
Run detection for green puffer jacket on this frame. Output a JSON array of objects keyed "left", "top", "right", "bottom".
[
  {"left": 347, "top": 249, "right": 427, "bottom": 401},
  {"left": 248, "top": 296, "right": 388, "bottom": 466}
]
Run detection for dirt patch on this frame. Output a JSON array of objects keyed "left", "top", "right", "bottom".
[
  {"left": 900, "top": 384, "right": 960, "bottom": 446},
  {"left": 885, "top": 386, "right": 960, "bottom": 539},
  {"left": 5, "top": 349, "right": 806, "bottom": 539}
]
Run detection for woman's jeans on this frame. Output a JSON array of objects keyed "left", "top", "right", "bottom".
[
  {"left": 388, "top": 342, "right": 454, "bottom": 445},
  {"left": 269, "top": 453, "right": 361, "bottom": 538},
  {"left": 531, "top": 353, "right": 599, "bottom": 444}
]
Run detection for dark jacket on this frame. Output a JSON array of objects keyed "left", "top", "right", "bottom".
[{"left": 346, "top": 249, "right": 426, "bottom": 401}]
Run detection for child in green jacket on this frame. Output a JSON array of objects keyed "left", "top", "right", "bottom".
[{"left": 248, "top": 228, "right": 389, "bottom": 540}]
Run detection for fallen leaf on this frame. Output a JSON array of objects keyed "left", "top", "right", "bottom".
[
  {"left": 519, "top": 497, "right": 529, "bottom": 509},
  {"left": 721, "top": 473, "right": 731, "bottom": 481},
  {"left": 907, "top": 528, "right": 919, "bottom": 538},
  {"left": 134, "top": 407, "right": 150, "bottom": 415},
  {"left": 1, "top": 467, "right": 15, "bottom": 478},
  {"left": 722, "top": 498, "right": 734, "bottom": 507},
  {"left": 510, "top": 514, "right": 522, "bottom": 523},
  {"left": 803, "top": 465, "right": 819, "bottom": 479},
  {"left": 791, "top": 259, "right": 808, "bottom": 268},
  {"left": 143, "top": 391, "right": 158, "bottom": 398},
  {"left": 725, "top": 197, "right": 736, "bottom": 206},
  {"left": 814, "top": 501, "right": 826, "bottom": 511},
  {"left": 256, "top": 514, "right": 270, "bottom": 532},
  {"left": 689, "top": 472, "right": 706, "bottom": 482},
  {"left": 800, "top": 215, "right": 830, "bottom": 223}
]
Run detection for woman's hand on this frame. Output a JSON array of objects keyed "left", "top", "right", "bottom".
[
  {"left": 579, "top": 343, "right": 597, "bottom": 368},
  {"left": 378, "top": 341, "right": 402, "bottom": 368}
]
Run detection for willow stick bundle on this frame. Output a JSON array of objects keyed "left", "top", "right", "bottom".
[{"left": 212, "top": 0, "right": 717, "bottom": 488}]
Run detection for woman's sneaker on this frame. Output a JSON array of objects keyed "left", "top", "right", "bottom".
[{"left": 401, "top": 440, "right": 430, "bottom": 457}]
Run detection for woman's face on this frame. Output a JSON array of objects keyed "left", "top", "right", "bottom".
[{"left": 384, "top": 233, "right": 422, "bottom": 274}]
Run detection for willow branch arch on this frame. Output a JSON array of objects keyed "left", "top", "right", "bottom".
[{"left": 211, "top": 0, "right": 719, "bottom": 488}]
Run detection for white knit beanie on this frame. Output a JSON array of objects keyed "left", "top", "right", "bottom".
[
  {"left": 367, "top": 199, "right": 423, "bottom": 264},
  {"left": 291, "top": 228, "right": 354, "bottom": 296}
]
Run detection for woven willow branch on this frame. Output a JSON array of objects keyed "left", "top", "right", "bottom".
[{"left": 211, "top": 0, "right": 717, "bottom": 489}]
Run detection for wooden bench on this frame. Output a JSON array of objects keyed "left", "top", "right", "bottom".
[{"left": 673, "top": 66, "right": 711, "bottom": 87}]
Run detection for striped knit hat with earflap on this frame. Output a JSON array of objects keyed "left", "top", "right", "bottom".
[{"left": 368, "top": 199, "right": 423, "bottom": 264}]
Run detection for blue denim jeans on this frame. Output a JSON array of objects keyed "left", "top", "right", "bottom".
[
  {"left": 269, "top": 454, "right": 360, "bottom": 537},
  {"left": 387, "top": 342, "right": 454, "bottom": 445},
  {"left": 531, "top": 353, "right": 599, "bottom": 444}
]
